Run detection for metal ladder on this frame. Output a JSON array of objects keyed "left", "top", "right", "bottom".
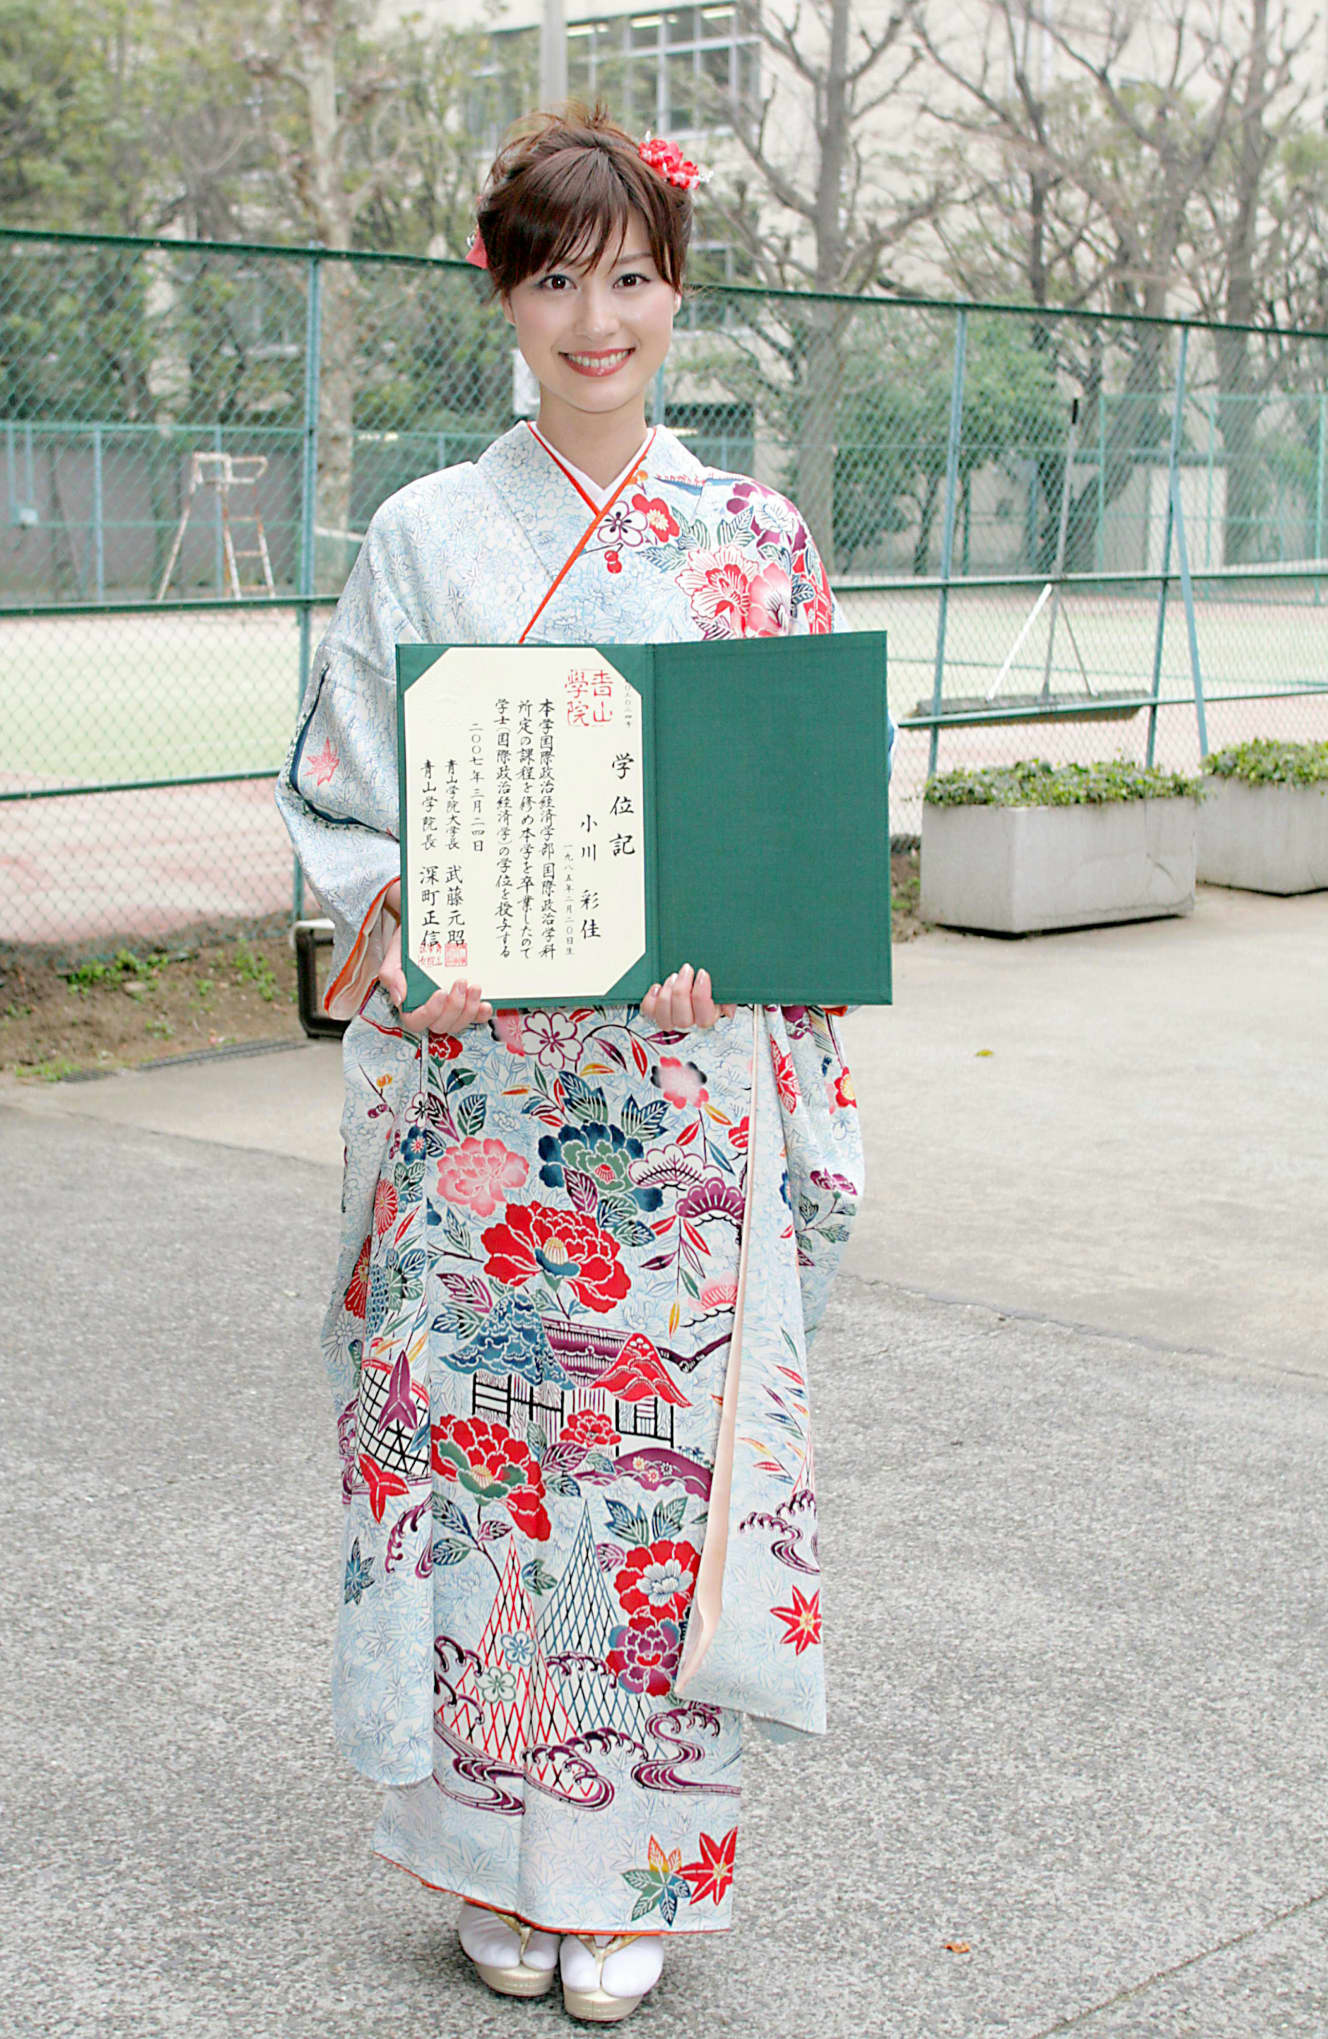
[{"left": 156, "top": 452, "right": 276, "bottom": 600}]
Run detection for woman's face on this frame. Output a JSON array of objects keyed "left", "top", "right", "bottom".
[{"left": 502, "top": 217, "right": 680, "bottom": 426}]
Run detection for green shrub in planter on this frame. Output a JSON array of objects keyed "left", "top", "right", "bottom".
[
  {"left": 1202, "top": 739, "right": 1328, "bottom": 787},
  {"left": 924, "top": 757, "right": 1201, "bottom": 808},
  {"left": 921, "top": 757, "right": 1200, "bottom": 934},
  {"left": 1198, "top": 740, "right": 1328, "bottom": 894}
]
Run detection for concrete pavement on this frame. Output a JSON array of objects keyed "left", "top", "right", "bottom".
[
  {"left": 1, "top": 885, "right": 1325, "bottom": 2036},
  {"left": 842, "top": 882, "right": 1328, "bottom": 1380},
  {"left": 12, "top": 881, "right": 1326, "bottom": 1376}
]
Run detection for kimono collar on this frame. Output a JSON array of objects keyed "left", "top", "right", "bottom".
[
  {"left": 475, "top": 422, "right": 710, "bottom": 596},
  {"left": 525, "top": 422, "right": 651, "bottom": 511}
]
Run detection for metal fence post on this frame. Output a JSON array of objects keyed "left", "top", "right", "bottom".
[
  {"left": 293, "top": 247, "right": 323, "bottom": 922},
  {"left": 1170, "top": 462, "right": 1208, "bottom": 758},
  {"left": 1314, "top": 390, "right": 1326, "bottom": 605},
  {"left": 213, "top": 421, "right": 224, "bottom": 594},
  {"left": 1203, "top": 390, "right": 1217, "bottom": 570},
  {"left": 1147, "top": 325, "right": 1188, "bottom": 767},
  {"left": 927, "top": 307, "right": 967, "bottom": 778},
  {"left": 1096, "top": 396, "right": 1106, "bottom": 572},
  {"left": 92, "top": 422, "right": 105, "bottom": 603}
]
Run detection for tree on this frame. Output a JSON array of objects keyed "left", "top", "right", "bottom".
[
  {"left": 913, "top": 0, "right": 1325, "bottom": 564},
  {"left": 0, "top": 0, "right": 270, "bottom": 240},
  {"left": 832, "top": 316, "right": 1063, "bottom": 572},
  {"left": 698, "top": 0, "right": 948, "bottom": 568},
  {"left": 1179, "top": 0, "right": 1319, "bottom": 559},
  {"left": 242, "top": 2, "right": 493, "bottom": 582}
]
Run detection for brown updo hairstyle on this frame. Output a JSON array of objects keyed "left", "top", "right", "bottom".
[{"left": 476, "top": 102, "right": 692, "bottom": 296}]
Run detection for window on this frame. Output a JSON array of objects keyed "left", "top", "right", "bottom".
[
  {"left": 567, "top": 5, "right": 760, "bottom": 136},
  {"left": 469, "top": 9, "right": 758, "bottom": 161},
  {"left": 467, "top": 27, "right": 540, "bottom": 159}
]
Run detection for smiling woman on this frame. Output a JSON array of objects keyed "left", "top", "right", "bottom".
[
  {"left": 275, "top": 98, "right": 876, "bottom": 2029},
  {"left": 480, "top": 107, "right": 694, "bottom": 492}
]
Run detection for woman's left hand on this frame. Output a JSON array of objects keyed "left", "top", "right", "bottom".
[{"left": 639, "top": 964, "right": 736, "bottom": 1031}]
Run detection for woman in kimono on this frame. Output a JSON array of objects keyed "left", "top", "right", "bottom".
[{"left": 278, "top": 104, "right": 871, "bottom": 2024}]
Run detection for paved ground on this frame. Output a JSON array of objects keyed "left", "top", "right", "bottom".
[{"left": 1, "top": 887, "right": 1325, "bottom": 2037}]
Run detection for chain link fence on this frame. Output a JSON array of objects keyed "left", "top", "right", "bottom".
[{"left": 3, "top": 226, "right": 1326, "bottom": 949}]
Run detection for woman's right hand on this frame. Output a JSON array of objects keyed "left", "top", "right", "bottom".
[{"left": 377, "top": 882, "right": 492, "bottom": 1036}]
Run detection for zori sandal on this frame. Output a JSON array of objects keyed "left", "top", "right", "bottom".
[
  {"left": 457, "top": 1902, "right": 559, "bottom": 1997},
  {"left": 559, "top": 1932, "right": 664, "bottom": 2023}
]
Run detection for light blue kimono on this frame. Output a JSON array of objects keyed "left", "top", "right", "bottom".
[{"left": 277, "top": 422, "right": 871, "bottom": 1934}]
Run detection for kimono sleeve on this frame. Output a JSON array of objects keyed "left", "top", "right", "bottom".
[{"left": 275, "top": 518, "right": 420, "bottom": 1018}]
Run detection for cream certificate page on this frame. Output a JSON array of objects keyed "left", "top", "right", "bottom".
[{"left": 401, "top": 646, "right": 648, "bottom": 1000}]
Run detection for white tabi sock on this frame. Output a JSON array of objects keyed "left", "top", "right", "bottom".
[
  {"left": 457, "top": 1900, "right": 560, "bottom": 1974},
  {"left": 560, "top": 1931, "right": 665, "bottom": 2001}
]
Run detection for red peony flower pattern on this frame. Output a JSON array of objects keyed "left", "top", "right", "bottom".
[
  {"left": 481, "top": 1201, "right": 630, "bottom": 1314},
  {"left": 607, "top": 1614, "right": 682, "bottom": 1695},
  {"left": 833, "top": 1069, "right": 857, "bottom": 1110},
  {"left": 676, "top": 546, "right": 793, "bottom": 639},
  {"left": 558, "top": 1408, "right": 620, "bottom": 1453},
  {"left": 615, "top": 1537, "right": 701, "bottom": 1624},
  {"left": 745, "top": 561, "right": 791, "bottom": 636},
  {"left": 431, "top": 1414, "right": 550, "bottom": 1540},
  {"left": 436, "top": 1136, "right": 529, "bottom": 1218}
]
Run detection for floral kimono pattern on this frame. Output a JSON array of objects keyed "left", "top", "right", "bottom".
[{"left": 277, "top": 423, "right": 873, "bottom": 1935}]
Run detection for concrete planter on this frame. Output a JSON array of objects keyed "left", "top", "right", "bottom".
[
  {"left": 921, "top": 796, "right": 1197, "bottom": 934},
  {"left": 1197, "top": 776, "right": 1328, "bottom": 894}
]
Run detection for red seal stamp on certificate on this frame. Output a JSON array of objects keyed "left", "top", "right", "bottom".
[{"left": 445, "top": 942, "right": 468, "bottom": 968}]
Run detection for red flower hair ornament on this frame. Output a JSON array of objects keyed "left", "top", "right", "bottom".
[
  {"left": 465, "top": 133, "right": 704, "bottom": 270},
  {"left": 638, "top": 135, "right": 708, "bottom": 191}
]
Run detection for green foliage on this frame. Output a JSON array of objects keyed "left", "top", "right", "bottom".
[
  {"left": 234, "top": 940, "right": 277, "bottom": 1001},
  {"left": 925, "top": 758, "right": 1201, "bottom": 808},
  {"left": 1203, "top": 738, "right": 1328, "bottom": 787},
  {"left": 832, "top": 318, "right": 1065, "bottom": 569},
  {"left": 0, "top": 0, "right": 271, "bottom": 240},
  {"left": 63, "top": 946, "right": 161, "bottom": 994},
  {"left": 23, "top": 1055, "right": 80, "bottom": 1082}
]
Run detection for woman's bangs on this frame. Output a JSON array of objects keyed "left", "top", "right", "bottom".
[
  {"left": 527, "top": 154, "right": 670, "bottom": 282},
  {"left": 542, "top": 192, "right": 633, "bottom": 278}
]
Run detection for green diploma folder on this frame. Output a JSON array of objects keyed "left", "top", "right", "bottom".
[{"left": 397, "top": 630, "right": 890, "bottom": 1010}]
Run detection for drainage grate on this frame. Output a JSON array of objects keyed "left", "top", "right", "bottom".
[{"left": 134, "top": 1036, "right": 310, "bottom": 1074}]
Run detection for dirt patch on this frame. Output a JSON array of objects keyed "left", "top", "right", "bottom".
[
  {"left": 0, "top": 927, "right": 303, "bottom": 1081},
  {"left": 1, "top": 861, "right": 928, "bottom": 1082}
]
